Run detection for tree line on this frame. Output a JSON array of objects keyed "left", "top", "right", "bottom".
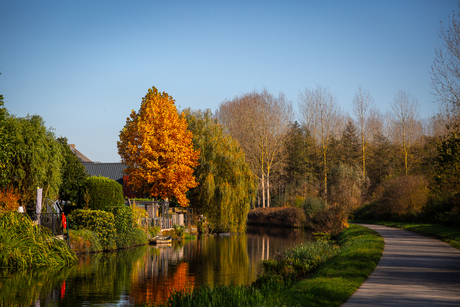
[{"left": 216, "top": 85, "right": 441, "bottom": 208}]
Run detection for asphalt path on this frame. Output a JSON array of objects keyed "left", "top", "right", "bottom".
[{"left": 342, "top": 224, "right": 460, "bottom": 307}]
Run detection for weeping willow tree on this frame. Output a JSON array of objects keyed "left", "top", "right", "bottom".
[{"left": 183, "top": 108, "right": 256, "bottom": 233}]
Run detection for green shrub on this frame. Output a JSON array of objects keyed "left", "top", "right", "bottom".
[
  {"left": 124, "top": 227, "right": 148, "bottom": 246},
  {"left": 174, "top": 224, "right": 186, "bottom": 238},
  {"left": 83, "top": 176, "right": 125, "bottom": 211},
  {"left": 69, "top": 209, "right": 117, "bottom": 251},
  {"left": 148, "top": 226, "right": 161, "bottom": 238},
  {"left": 111, "top": 206, "right": 134, "bottom": 248},
  {"left": 302, "top": 197, "right": 326, "bottom": 217}
]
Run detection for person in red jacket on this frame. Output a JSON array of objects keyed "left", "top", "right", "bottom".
[{"left": 61, "top": 213, "right": 67, "bottom": 237}]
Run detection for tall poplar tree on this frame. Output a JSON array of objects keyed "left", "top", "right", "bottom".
[
  {"left": 391, "top": 90, "right": 420, "bottom": 174},
  {"left": 117, "top": 87, "right": 200, "bottom": 207},
  {"left": 299, "top": 85, "right": 341, "bottom": 198}
]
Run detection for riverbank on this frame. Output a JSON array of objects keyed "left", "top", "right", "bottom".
[
  {"left": 144, "top": 224, "right": 384, "bottom": 307},
  {"left": 247, "top": 207, "right": 306, "bottom": 227},
  {"left": 351, "top": 220, "right": 460, "bottom": 250}
]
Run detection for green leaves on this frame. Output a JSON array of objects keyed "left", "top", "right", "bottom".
[
  {"left": 57, "top": 137, "right": 88, "bottom": 204},
  {"left": 1, "top": 114, "right": 63, "bottom": 205},
  {"left": 84, "top": 176, "right": 125, "bottom": 211},
  {"left": 433, "top": 125, "right": 460, "bottom": 194},
  {"left": 183, "top": 108, "right": 256, "bottom": 233},
  {"left": 70, "top": 209, "right": 117, "bottom": 251}
]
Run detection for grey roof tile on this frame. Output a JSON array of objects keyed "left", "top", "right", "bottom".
[{"left": 82, "top": 162, "right": 127, "bottom": 185}]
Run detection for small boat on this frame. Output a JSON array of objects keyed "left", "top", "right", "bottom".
[{"left": 150, "top": 236, "right": 173, "bottom": 245}]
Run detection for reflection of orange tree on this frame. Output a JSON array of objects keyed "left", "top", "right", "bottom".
[{"left": 131, "top": 262, "right": 195, "bottom": 306}]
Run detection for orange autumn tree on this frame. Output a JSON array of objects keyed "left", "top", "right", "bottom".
[{"left": 117, "top": 87, "right": 200, "bottom": 206}]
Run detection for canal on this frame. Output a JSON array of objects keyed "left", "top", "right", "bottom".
[{"left": 0, "top": 226, "right": 312, "bottom": 306}]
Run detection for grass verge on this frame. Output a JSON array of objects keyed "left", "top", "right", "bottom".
[
  {"left": 352, "top": 220, "right": 460, "bottom": 250},
  {"left": 142, "top": 224, "right": 383, "bottom": 307}
]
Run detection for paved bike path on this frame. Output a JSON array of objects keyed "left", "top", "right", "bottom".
[{"left": 342, "top": 224, "right": 460, "bottom": 307}]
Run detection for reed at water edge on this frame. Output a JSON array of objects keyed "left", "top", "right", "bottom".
[{"left": 0, "top": 211, "right": 77, "bottom": 269}]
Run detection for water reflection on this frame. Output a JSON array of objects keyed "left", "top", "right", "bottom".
[{"left": 0, "top": 226, "right": 311, "bottom": 306}]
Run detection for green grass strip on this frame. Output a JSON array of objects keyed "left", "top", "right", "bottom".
[{"left": 352, "top": 220, "right": 460, "bottom": 250}]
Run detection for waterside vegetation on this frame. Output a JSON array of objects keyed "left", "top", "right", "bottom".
[{"left": 0, "top": 211, "right": 77, "bottom": 269}]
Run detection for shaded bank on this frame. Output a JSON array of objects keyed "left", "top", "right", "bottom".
[{"left": 247, "top": 207, "right": 305, "bottom": 227}]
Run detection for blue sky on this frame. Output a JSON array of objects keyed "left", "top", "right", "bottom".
[{"left": 1, "top": 0, "right": 457, "bottom": 162}]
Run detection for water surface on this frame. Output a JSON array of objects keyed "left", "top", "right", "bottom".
[{"left": 0, "top": 226, "right": 311, "bottom": 306}]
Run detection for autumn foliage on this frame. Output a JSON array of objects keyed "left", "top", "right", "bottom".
[
  {"left": 0, "top": 189, "right": 21, "bottom": 213},
  {"left": 117, "top": 87, "right": 199, "bottom": 206}
]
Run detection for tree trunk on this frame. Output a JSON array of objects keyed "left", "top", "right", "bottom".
[
  {"left": 362, "top": 134, "right": 366, "bottom": 178},
  {"left": 266, "top": 174, "right": 270, "bottom": 208},
  {"left": 261, "top": 174, "right": 265, "bottom": 208}
]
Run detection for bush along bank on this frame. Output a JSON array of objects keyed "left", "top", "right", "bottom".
[
  {"left": 67, "top": 208, "right": 149, "bottom": 253},
  {"left": 247, "top": 207, "right": 306, "bottom": 227},
  {"left": 0, "top": 211, "right": 77, "bottom": 269},
  {"left": 142, "top": 224, "right": 383, "bottom": 307},
  {"left": 247, "top": 196, "right": 355, "bottom": 237}
]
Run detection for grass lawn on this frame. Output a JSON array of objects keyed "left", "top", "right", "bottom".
[{"left": 351, "top": 220, "right": 460, "bottom": 250}]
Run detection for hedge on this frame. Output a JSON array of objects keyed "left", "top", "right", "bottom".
[{"left": 83, "top": 176, "right": 125, "bottom": 211}]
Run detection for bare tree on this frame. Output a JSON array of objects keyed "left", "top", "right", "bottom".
[
  {"left": 216, "top": 89, "right": 293, "bottom": 208},
  {"left": 431, "top": 8, "right": 460, "bottom": 112},
  {"left": 299, "top": 85, "right": 340, "bottom": 198},
  {"left": 391, "top": 90, "right": 420, "bottom": 174},
  {"left": 352, "top": 86, "right": 375, "bottom": 178}
]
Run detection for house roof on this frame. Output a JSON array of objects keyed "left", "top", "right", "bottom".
[
  {"left": 82, "top": 162, "right": 128, "bottom": 185},
  {"left": 69, "top": 144, "right": 93, "bottom": 163}
]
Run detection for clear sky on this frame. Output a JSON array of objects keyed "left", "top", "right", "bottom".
[{"left": 1, "top": 0, "right": 457, "bottom": 162}]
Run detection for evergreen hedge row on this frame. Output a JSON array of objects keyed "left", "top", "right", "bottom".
[{"left": 84, "top": 176, "right": 125, "bottom": 211}]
